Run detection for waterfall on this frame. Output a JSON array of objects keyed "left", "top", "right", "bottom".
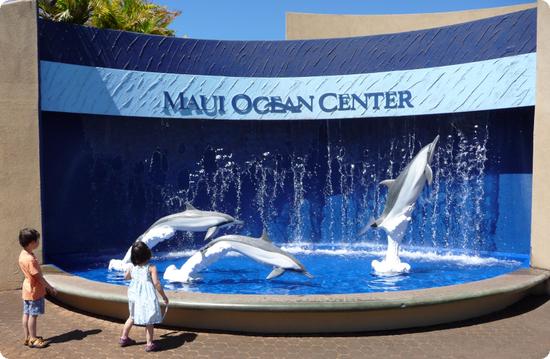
[{"left": 147, "top": 119, "right": 494, "bottom": 254}]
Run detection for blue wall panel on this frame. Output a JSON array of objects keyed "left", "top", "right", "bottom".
[
  {"left": 38, "top": 9, "right": 535, "bottom": 77},
  {"left": 41, "top": 108, "right": 534, "bottom": 261}
]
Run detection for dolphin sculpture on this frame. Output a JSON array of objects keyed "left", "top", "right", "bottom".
[
  {"left": 108, "top": 203, "right": 243, "bottom": 271},
  {"left": 145, "top": 202, "right": 244, "bottom": 242},
  {"left": 361, "top": 135, "right": 439, "bottom": 233},
  {"left": 163, "top": 230, "right": 313, "bottom": 283},
  {"left": 359, "top": 135, "right": 439, "bottom": 274}
]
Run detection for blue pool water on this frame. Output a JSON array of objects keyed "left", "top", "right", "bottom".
[{"left": 64, "top": 245, "right": 528, "bottom": 295}]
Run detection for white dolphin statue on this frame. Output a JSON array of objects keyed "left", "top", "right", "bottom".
[
  {"left": 360, "top": 135, "right": 439, "bottom": 274},
  {"left": 163, "top": 230, "right": 313, "bottom": 283},
  {"left": 108, "top": 203, "right": 243, "bottom": 271}
]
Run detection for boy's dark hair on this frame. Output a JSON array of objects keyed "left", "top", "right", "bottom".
[
  {"left": 19, "top": 228, "right": 40, "bottom": 248},
  {"left": 130, "top": 241, "right": 152, "bottom": 266}
]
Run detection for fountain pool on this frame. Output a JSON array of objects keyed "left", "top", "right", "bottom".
[{"left": 65, "top": 246, "right": 528, "bottom": 295}]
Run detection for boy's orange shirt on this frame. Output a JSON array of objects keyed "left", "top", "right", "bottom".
[{"left": 18, "top": 249, "right": 46, "bottom": 300}]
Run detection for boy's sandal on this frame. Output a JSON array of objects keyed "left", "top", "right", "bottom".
[
  {"left": 29, "top": 337, "right": 48, "bottom": 348},
  {"left": 24, "top": 336, "right": 42, "bottom": 346},
  {"left": 145, "top": 342, "right": 158, "bottom": 352}
]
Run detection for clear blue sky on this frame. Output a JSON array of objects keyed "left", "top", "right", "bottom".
[{"left": 154, "top": 0, "right": 534, "bottom": 40}]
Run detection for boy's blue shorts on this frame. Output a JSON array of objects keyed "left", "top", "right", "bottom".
[{"left": 23, "top": 297, "right": 45, "bottom": 316}]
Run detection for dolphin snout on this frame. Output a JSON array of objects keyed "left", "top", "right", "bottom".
[{"left": 233, "top": 219, "right": 244, "bottom": 226}]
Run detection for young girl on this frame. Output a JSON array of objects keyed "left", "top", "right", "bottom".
[{"left": 119, "top": 241, "right": 169, "bottom": 352}]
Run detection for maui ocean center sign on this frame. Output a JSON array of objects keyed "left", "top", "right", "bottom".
[
  {"left": 163, "top": 91, "right": 413, "bottom": 116},
  {"left": 40, "top": 53, "right": 535, "bottom": 120}
]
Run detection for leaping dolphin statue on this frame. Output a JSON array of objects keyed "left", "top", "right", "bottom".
[
  {"left": 146, "top": 202, "right": 244, "bottom": 242},
  {"left": 108, "top": 203, "right": 243, "bottom": 271},
  {"left": 359, "top": 135, "right": 439, "bottom": 274},
  {"left": 163, "top": 230, "right": 313, "bottom": 283},
  {"left": 360, "top": 135, "right": 439, "bottom": 234}
]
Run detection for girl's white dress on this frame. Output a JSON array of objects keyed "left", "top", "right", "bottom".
[{"left": 128, "top": 264, "right": 162, "bottom": 325}]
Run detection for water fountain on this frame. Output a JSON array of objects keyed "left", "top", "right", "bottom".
[{"left": 35, "top": 8, "right": 547, "bottom": 332}]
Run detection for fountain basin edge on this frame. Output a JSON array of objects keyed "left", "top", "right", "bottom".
[{"left": 42, "top": 264, "right": 550, "bottom": 333}]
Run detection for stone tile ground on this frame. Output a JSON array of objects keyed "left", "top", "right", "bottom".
[{"left": 0, "top": 290, "right": 549, "bottom": 358}]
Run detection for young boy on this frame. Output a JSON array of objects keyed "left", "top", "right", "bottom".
[{"left": 18, "top": 228, "right": 57, "bottom": 348}]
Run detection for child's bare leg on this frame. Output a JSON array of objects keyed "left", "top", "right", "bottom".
[
  {"left": 121, "top": 317, "right": 133, "bottom": 338},
  {"left": 145, "top": 325, "right": 154, "bottom": 345},
  {"left": 22, "top": 313, "right": 29, "bottom": 339},
  {"left": 28, "top": 315, "right": 37, "bottom": 338}
]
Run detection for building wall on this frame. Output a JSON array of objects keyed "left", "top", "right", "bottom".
[
  {"left": 0, "top": 0, "right": 41, "bottom": 290},
  {"left": 532, "top": 0, "right": 550, "bottom": 270},
  {"left": 286, "top": 3, "right": 535, "bottom": 39}
]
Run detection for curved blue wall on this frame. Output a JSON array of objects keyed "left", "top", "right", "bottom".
[
  {"left": 37, "top": 10, "right": 535, "bottom": 263},
  {"left": 38, "top": 9, "right": 535, "bottom": 76}
]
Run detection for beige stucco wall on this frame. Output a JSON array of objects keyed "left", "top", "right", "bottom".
[
  {"left": 532, "top": 0, "right": 550, "bottom": 270},
  {"left": 0, "top": 0, "right": 41, "bottom": 290},
  {"left": 286, "top": 3, "right": 536, "bottom": 39}
]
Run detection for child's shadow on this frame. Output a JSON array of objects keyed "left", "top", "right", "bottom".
[
  {"left": 46, "top": 329, "right": 102, "bottom": 344},
  {"left": 155, "top": 331, "right": 197, "bottom": 351}
]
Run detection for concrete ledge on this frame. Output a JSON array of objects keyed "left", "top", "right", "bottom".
[{"left": 43, "top": 265, "right": 550, "bottom": 333}]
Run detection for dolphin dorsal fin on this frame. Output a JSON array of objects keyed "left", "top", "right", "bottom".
[
  {"left": 185, "top": 202, "right": 197, "bottom": 211},
  {"left": 379, "top": 179, "right": 395, "bottom": 188},
  {"left": 425, "top": 165, "right": 433, "bottom": 186},
  {"left": 260, "top": 229, "right": 271, "bottom": 242}
]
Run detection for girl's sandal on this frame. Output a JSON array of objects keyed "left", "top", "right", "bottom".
[
  {"left": 145, "top": 342, "right": 158, "bottom": 352},
  {"left": 119, "top": 337, "right": 136, "bottom": 347},
  {"left": 29, "top": 337, "right": 48, "bottom": 348}
]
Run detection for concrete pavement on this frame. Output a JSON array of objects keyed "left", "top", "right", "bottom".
[{"left": 0, "top": 290, "right": 549, "bottom": 358}]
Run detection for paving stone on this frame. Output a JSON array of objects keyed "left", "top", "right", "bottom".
[{"left": 0, "top": 290, "right": 549, "bottom": 358}]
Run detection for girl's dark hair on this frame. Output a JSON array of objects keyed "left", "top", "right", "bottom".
[
  {"left": 130, "top": 241, "right": 152, "bottom": 266},
  {"left": 19, "top": 228, "right": 40, "bottom": 248}
]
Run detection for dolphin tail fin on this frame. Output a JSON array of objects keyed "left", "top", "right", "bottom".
[
  {"left": 370, "top": 216, "right": 384, "bottom": 228},
  {"left": 425, "top": 165, "right": 433, "bottom": 185},
  {"left": 358, "top": 218, "right": 373, "bottom": 236},
  {"left": 267, "top": 267, "right": 285, "bottom": 280},
  {"left": 185, "top": 202, "right": 197, "bottom": 211},
  {"left": 199, "top": 243, "right": 211, "bottom": 256},
  {"left": 358, "top": 216, "right": 383, "bottom": 236},
  {"left": 204, "top": 226, "right": 219, "bottom": 241},
  {"left": 379, "top": 179, "right": 395, "bottom": 188}
]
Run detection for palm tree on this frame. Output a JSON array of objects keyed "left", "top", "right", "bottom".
[
  {"left": 91, "top": 0, "right": 180, "bottom": 36},
  {"left": 38, "top": 0, "right": 180, "bottom": 36},
  {"left": 38, "top": 0, "right": 96, "bottom": 25}
]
